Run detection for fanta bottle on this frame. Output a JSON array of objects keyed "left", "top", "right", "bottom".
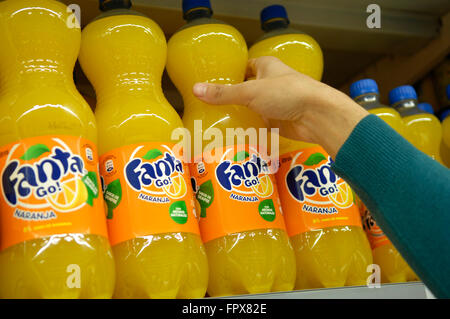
[
  {"left": 440, "top": 85, "right": 450, "bottom": 167},
  {"left": 78, "top": 0, "right": 208, "bottom": 299},
  {"left": 442, "top": 85, "right": 450, "bottom": 149},
  {"left": 440, "top": 109, "right": 450, "bottom": 167},
  {"left": 249, "top": 5, "right": 372, "bottom": 289},
  {"left": 389, "top": 85, "right": 443, "bottom": 163},
  {"left": 166, "top": 0, "right": 296, "bottom": 297},
  {"left": 350, "top": 79, "right": 418, "bottom": 283},
  {"left": 0, "top": 0, "right": 114, "bottom": 298}
]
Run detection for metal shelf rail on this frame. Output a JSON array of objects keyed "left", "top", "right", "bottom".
[{"left": 221, "top": 282, "right": 432, "bottom": 299}]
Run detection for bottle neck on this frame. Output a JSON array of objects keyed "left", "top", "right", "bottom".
[
  {"left": 182, "top": 92, "right": 207, "bottom": 113},
  {"left": 184, "top": 8, "right": 213, "bottom": 22},
  {"left": 100, "top": 0, "right": 132, "bottom": 11},
  {"left": 262, "top": 19, "right": 289, "bottom": 32},
  {"left": 354, "top": 93, "right": 381, "bottom": 111},
  {"left": 94, "top": 73, "right": 166, "bottom": 108},
  {"left": 94, "top": 7, "right": 145, "bottom": 22},
  {"left": 393, "top": 99, "right": 424, "bottom": 117},
  {"left": 0, "top": 61, "right": 75, "bottom": 96},
  {"left": 354, "top": 93, "right": 379, "bottom": 103}
]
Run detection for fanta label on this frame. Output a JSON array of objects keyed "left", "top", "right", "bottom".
[
  {"left": 0, "top": 136, "right": 108, "bottom": 251},
  {"left": 359, "top": 202, "right": 390, "bottom": 250},
  {"left": 190, "top": 145, "right": 287, "bottom": 243},
  {"left": 100, "top": 142, "right": 200, "bottom": 246},
  {"left": 275, "top": 146, "right": 362, "bottom": 237}
]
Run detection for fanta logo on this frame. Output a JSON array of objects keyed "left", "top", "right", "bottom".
[
  {"left": 285, "top": 152, "right": 354, "bottom": 209},
  {"left": 215, "top": 152, "right": 273, "bottom": 198},
  {"left": 124, "top": 146, "right": 187, "bottom": 200},
  {"left": 2, "top": 147, "right": 84, "bottom": 207},
  {"left": 286, "top": 157, "right": 337, "bottom": 202}
]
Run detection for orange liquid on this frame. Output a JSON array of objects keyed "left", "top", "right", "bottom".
[
  {"left": 401, "top": 113, "right": 443, "bottom": 164},
  {"left": 167, "top": 18, "right": 296, "bottom": 297},
  {"left": 362, "top": 106, "right": 418, "bottom": 283},
  {"left": 79, "top": 10, "right": 208, "bottom": 299},
  {"left": 0, "top": 0, "right": 114, "bottom": 298},
  {"left": 249, "top": 27, "right": 372, "bottom": 289}
]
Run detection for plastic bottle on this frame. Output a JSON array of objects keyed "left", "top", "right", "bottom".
[
  {"left": 350, "top": 79, "right": 418, "bottom": 283},
  {"left": 389, "top": 85, "right": 443, "bottom": 163},
  {"left": 442, "top": 85, "right": 450, "bottom": 149},
  {"left": 79, "top": 0, "right": 208, "bottom": 298},
  {"left": 440, "top": 110, "right": 450, "bottom": 167},
  {"left": 439, "top": 85, "right": 450, "bottom": 167},
  {"left": 0, "top": 0, "right": 114, "bottom": 298},
  {"left": 248, "top": 5, "right": 372, "bottom": 289},
  {"left": 350, "top": 79, "right": 405, "bottom": 135},
  {"left": 166, "top": 0, "right": 296, "bottom": 297}
]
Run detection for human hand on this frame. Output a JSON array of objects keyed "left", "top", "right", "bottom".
[{"left": 192, "top": 56, "right": 368, "bottom": 158}]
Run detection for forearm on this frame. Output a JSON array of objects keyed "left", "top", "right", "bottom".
[{"left": 331, "top": 115, "right": 450, "bottom": 298}]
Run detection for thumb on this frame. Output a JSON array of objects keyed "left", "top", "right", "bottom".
[{"left": 193, "top": 82, "right": 254, "bottom": 106}]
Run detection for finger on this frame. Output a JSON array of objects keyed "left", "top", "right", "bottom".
[
  {"left": 193, "top": 82, "right": 254, "bottom": 106},
  {"left": 246, "top": 56, "right": 293, "bottom": 80}
]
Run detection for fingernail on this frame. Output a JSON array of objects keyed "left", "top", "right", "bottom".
[{"left": 193, "top": 83, "right": 207, "bottom": 97}]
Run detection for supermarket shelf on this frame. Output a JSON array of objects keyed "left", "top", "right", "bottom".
[
  {"left": 130, "top": 0, "right": 445, "bottom": 53},
  {"left": 220, "top": 282, "right": 431, "bottom": 299},
  {"left": 65, "top": 0, "right": 449, "bottom": 88}
]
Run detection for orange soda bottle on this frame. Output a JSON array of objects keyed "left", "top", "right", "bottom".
[
  {"left": 166, "top": 0, "right": 296, "bottom": 297},
  {"left": 0, "top": 0, "right": 114, "bottom": 298},
  {"left": 439, "top": 85, "right": 450, "bottom": 167},
  {"left": 350, "top": 79, "right": 418, "bottom": 283},
  {"left": 389, "top": 85, "right": 443, "bottom": 164},
  {"left": 249, "top": 5, "right": 372, "bottom": 289},
  {"left": 78, "top": 0, "right": 208, "bottom": 298}
]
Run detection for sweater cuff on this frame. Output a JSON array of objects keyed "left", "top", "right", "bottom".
[{"left": 331, "top": 114, "right": 412, "bottom": 202}]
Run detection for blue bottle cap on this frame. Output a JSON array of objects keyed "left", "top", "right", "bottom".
[
  {"left": 440, "top": 109, "right": 450, "bottom": 122},
  {"left": 389, "top": 85, "right": 418, "bottom": 105},
  {"left": 417, "top": 103, "right": 434, "bottom": 114},
  {"left": 446, "top": 84, "right": 450, "bottom": 100},
  {"left": 182, "top": 0, "right": 212, "bottom": 14},
  {"left": 349, "top": 79, "right": 379, "bottom": 99},
  {"left": 260, "top": 5, "right": 289, "bottom": 26}
]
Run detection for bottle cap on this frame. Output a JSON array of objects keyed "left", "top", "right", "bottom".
[
  {"left": 260, "top": 4, "right": 290, "bottom": 28},
  {"left": 440, "top": 109, "right": 450, "bottom": 122},
  {"left": 446, "top": 84, "right": 450, "bottom": 100},
  {"left": 389, "top": 85, "right": 417, "bottom": 105},
  {"left": 349, "top": 79, "right": 379, "bottom": 99},
  {"left": 417, "top": 103, "right": 434, "bottom": 114},
  {"left": 182, "top": 0, "right": 212, "bottom": 15},
  {"left": 99, "top": 0, "right": 132, "bottom": 11}
]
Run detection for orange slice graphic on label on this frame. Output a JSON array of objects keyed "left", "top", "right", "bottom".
[
  {"left": 252, "top": 175, "right": 273, "bottom": 198},
  {"left": 47, "top": 178, "right": 88, "bottom": 212},
  {"left": 163, "top": 173, "right": 187, "bottom": 199},
  {"left": 328, "top": 182, "right": 353, "bottom": 209}
]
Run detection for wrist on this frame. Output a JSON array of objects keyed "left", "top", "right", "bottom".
[{"left": 296, "top": 87, "right": 369, "bottom": 158}]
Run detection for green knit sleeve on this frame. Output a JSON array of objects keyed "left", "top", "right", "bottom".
[{"left": 331, "top": 114, "right": 450, "bottom": 298}]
